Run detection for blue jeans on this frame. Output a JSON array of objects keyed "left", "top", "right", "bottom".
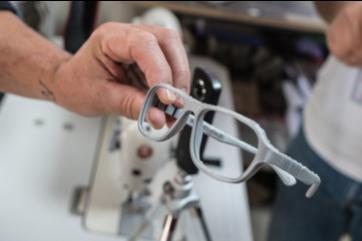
[{"left": 267, "top": 129, "right": 362, "bottom": 241}]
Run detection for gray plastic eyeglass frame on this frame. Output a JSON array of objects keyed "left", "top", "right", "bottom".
[{"left": 138, "top": 84, "right": 321, "bottom": 198}]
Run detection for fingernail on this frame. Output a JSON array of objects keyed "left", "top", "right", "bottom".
[{"left": 166, "top": 89, "right": 176, "bottom": 102}]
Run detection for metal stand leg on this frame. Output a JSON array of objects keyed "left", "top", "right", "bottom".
[
  {"left": 130, "top": 169, "right": 213, "bottom": 241},
  {"left": 159, "top": 214, "right": 178, "bottom": 241},
  {"left": 193, "top": 207, "right": 212, "bottom": 241},
  {"left": 157, "top": 206, "right": 212, "bottom": 241}
]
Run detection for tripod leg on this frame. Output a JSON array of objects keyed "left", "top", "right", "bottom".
[
  {"left": 159, "top": 214, "right": 178, "bottom": 241},
  {"left": 179, "top": 207, "right": 212, "bottom": 241},
  {"left": 192, "top": 207, "right": 212, "bottom": 241},
  {"left": 128, "top": 204, "right": 161, "bottom": 241}
]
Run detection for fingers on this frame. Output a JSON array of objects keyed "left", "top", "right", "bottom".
[
  {"left": 147, "top": 107, "right": 166, "bottom": 129},
  {"left": 101, "top": 81, "right": 144, "bottom": 119},
  {"left": 100, "top": 81, "right": 166, "bottom": 127},
  {"left": 98, "top": 23, "right": 176, "bottom": 105},
  {"left": 135, "top": 25, "right": 191, "bottom": 93},
  {"left": 327, "top": 3, "right": 362, "bottom": 66},
  {"left": 90, "top": 22, "right": 191, "bottom": 122},
  {"left": 96, "top": 23, "right": 190, "bottom": 97}
]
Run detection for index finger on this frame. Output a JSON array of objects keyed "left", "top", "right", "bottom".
[
  {"left": 135, "top": 25, "right": 191, "bottom": 93},
  {"left": 99, "top": 24, "right": 177, "bottom": 104}
]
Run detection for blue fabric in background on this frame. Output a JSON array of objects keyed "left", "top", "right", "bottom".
[{"left": 268, "top": 128, "right": 362, "bottom": 241}]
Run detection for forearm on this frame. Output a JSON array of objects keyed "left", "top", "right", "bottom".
[
  {"left": 314, "top": 1, "right": 356, "bottom": 23},
  {"left": 0, "top": 11, "right": 190, "bottom": 123},
  {"left": 0, "top": 12, "right": 71, "bottom": 102}
]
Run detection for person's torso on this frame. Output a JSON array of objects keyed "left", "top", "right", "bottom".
[{"left": 304, "top": 56, "right": 362, "bottom": 181}]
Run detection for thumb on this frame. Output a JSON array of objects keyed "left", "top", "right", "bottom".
[{"left": 101, "top": 81, "right": 166, "bottom": 128}]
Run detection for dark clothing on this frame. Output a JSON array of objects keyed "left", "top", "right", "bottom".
[
  {"left": 0, "top": 2, "right": 16, "bottom": 14},
  {"left": 268, "top": 128, "right": 362, "bottom": 241},
  {"left": 64, "top": 1, "right": 98, "bottom": 53}
]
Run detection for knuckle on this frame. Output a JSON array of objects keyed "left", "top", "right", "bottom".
[
  {"left": 97, "top": 22, "right": 120, "bottom": 33},
  {"left": 162, "top": 29, "right": 181, "bottom": 42},
  {"left": 120, "top": 94, "right": 136, "bottom": 118},
  {"left": 147, "top": 67, "right": 172, "bottom": 86},
  {"left": 155, "top": 67, "right": 173, "bottom": 84},
  {"left": 178, "top": 69, "right": 191, "bottom": 83},
  {"left": 92, "top": 22, "right": 123, "bottom": 42},
  {"left": 136, "top": 31, "right": 158, "bottom": 46}
]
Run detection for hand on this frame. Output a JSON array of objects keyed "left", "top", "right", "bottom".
[
  {"left": 327, "top": 3, "right": 362, "bottom": 66},
  {"left": 51, "top": 22, "right": 190, "bottom": 128}
]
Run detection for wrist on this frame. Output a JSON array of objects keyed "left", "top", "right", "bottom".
[{"left": 42, "top": 51, "right": 72, "bottom": 103}]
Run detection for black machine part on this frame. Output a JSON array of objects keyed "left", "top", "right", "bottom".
[{"left": 175, "top": 67, "right": 222, "bottom": 174}]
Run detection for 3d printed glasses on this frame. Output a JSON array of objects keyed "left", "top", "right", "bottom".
[{"left": 138, "top": 84, "right": 320, "bottom": 198}]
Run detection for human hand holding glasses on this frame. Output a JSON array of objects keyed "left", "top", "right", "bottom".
[{"left": 138, "top": 84, "right": 321, "bottom": 198}]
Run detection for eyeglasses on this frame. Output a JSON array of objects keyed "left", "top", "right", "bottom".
[{"left": 138, "top": 84, "right": 320, "bottom": 198}]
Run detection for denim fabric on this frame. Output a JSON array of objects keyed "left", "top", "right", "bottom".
[{"left": 267, "top": 129, "right": 362, "bottom": 241}]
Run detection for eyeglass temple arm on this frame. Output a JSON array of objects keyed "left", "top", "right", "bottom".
[
  {"left": 156, "top": 102, "right": 296, "bottom": 186},
  {"left": 201, "top": 117, "right": 320, "bottom": 196},
  {"left": 193, "top": 117, "right": 296, "bottom": 186},
  {"left": 267, "top": 151, "right": 321, "bottom": 198}
]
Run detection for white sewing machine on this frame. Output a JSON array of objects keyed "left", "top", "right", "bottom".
[{"left": 0, "top": 56, "right": 253, "bottom": 241}]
